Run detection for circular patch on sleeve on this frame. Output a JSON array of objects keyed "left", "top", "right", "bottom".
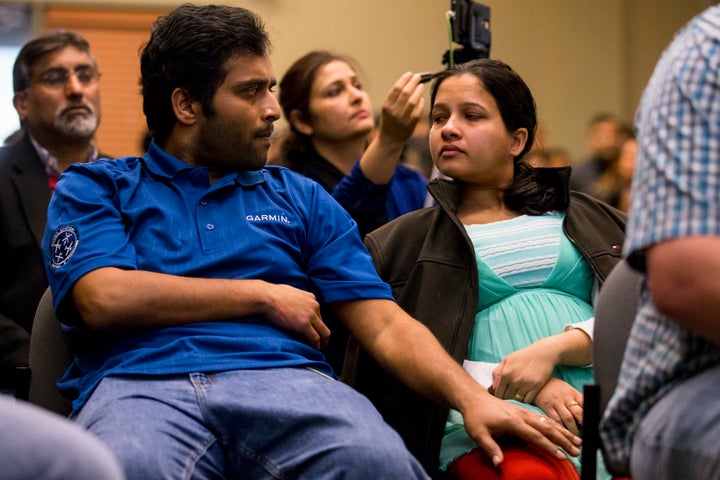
[{"left": 50, "top": 226, "right": 80, "bottom": 269}]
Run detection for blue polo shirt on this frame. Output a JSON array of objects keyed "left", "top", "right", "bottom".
[{"left": 43, "top": 142, "right": 393, "bottom": 410}]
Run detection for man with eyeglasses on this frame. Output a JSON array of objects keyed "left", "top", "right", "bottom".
[{"left": 0, "top": 30, "right": 103, "bottom": 395}]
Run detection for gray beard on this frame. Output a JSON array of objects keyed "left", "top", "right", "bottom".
[{"left": 54, "top": 114, "right": 98, "bottom": 138}]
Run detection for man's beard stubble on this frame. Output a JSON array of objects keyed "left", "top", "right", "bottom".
[{"left": 54, "top": 103, "right": 99, "bottom": 138}]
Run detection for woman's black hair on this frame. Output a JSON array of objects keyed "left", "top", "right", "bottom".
[{"left": 430, "top": 58, "right": 568, "bottom": 214}]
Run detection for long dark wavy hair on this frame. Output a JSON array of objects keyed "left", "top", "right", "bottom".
[{"left": 430, "top": 58, "right": 568, "bottom": 214}]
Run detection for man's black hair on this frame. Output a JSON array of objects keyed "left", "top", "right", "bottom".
[{"left": 140, "top": 4, "right": 270, "bottom": 145}]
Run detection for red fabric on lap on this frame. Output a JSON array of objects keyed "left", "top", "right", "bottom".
[{"left": 447, "top": 441, "right": 579, "bottom": 480}]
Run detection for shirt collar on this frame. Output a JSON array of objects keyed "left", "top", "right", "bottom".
[
  {"left": 29, "top": 134, "right": 98, "bottom": 180},
  {"left": 142, "top": 139, "right": 267, "bottom": 187}
]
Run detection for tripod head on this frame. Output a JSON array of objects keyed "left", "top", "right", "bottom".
[
  {"left": 444, "top": 0, "right": 491, "bottom": 66},
  {"left": 418, "top": 1, "right": 491, "bottom": 83}
]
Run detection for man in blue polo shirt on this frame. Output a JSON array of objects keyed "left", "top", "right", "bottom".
[{"left": 42, "top": 4, "right": 580, "bottom": 479}]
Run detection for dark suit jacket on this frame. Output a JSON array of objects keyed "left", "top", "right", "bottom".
[{"left": 0, "top": 132, "right": 52, "bottom": 390}]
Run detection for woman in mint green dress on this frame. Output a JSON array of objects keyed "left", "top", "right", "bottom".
[
  {"left": 343, "top": 58, "right": 626, "bottom": 479},
  {"left": 442, "top": 212, "right": 605, "bottom": 477}
]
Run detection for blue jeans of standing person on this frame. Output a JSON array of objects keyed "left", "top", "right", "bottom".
[
  {"left": 72, "top": 368, "right": 429, "bottom": 479},
  {"left": 631, "top": 362, "right": 720, "bottom": 479}
]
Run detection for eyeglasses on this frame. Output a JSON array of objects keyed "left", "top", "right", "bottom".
[{"left": 32, "top": 65, "right": 101, "bottom": 89}]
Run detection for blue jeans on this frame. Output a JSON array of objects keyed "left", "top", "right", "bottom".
[
  {"left": 631, "top": 362, "right": 720, "bottom": 479},
  {"left": 73, "top": 368, "right": 428, "bottom": 479}
]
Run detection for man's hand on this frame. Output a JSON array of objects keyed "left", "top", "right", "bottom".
[
  {"left": 72, "top": 268, "right": 330, "bottom": 349},
  {"left": 460, "top": 390, "right": 582, "bottom": 466},
  {"left": 261, "top": 283, "right": 329, "bottom": 350}
]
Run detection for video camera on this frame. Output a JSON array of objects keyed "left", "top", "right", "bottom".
[
  {"left": 447, "top": 0, "right": 491, "bottom": 64},
  {"left": 419, "top": 0, "right": 491, "bottom": 83}
]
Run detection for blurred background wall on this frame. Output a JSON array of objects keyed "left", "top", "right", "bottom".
[{"left": 0, "top": 0, "right": 712, "bottom": 161}]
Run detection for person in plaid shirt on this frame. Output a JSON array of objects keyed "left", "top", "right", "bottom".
[{"left": 600, "top": 5, "right": 720, "bottom": 479}]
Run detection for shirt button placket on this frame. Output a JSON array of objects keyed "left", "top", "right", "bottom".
[{"left": 198, "top": 197, "right": 217, "bottom": 251}]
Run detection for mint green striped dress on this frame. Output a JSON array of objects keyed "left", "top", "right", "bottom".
[{"left": 439, "top": 212, "right": 609, "bottom": 479}]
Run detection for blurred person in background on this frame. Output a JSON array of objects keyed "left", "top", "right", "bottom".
[
  {"left": 277, "top": 50, "right": 427, "bottom": 237},
  {"left": 0, "top": 29, "right": 103, "bottom": 394},
  {"left": 569, "top": 112, "right": 625, "bottom": 195}
]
